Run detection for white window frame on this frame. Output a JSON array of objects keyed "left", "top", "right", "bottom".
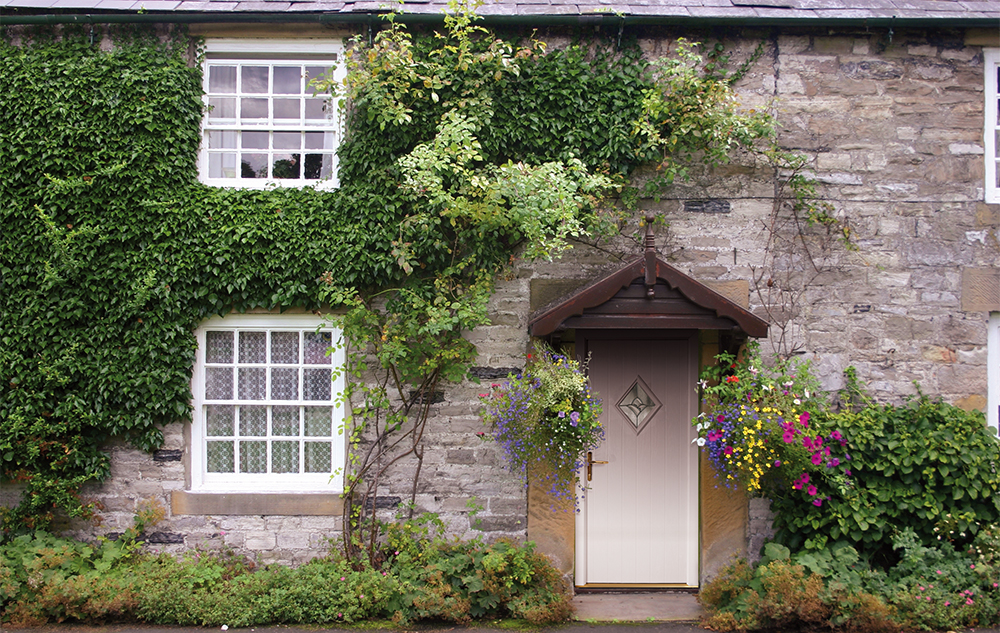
[
  {"left": 199, "top": 39, "right": 346, "bottom": 190},
  {"left": 989, "top": 311, "right": 999, "bottom": 432},
  {"left": 985, "top": 49, "right": 1000, "bottom": 203},
  {"left": 191, "top": 313, "right": 346, "bottom": 493}
]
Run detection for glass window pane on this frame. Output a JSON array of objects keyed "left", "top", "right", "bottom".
[
  {"left": 239, "top": 440, "right": 267, "bottom": 473},
  {"left": 304, "top": 99, "right": 327, "bottom": 123},
  {"left": 272, "top": 441, "right": 299, "bottom": 473},
  {"left": 208, "top": 65, "right": 237, "bottom": 93},
  {"left": 239, "top": 330, "right": 266, "bottom": 362},
  {"left": 304, "top": 154, "right": 332, "bottom": 180},
  {"left": 304, "top": 368, "right": 331, "bottom": 401},
  {"left": 241, "top": 66, "right": 269, "bottom": 94},
  {"left": 242, "top": 132, "right": 269, "bottom": 150},
  {"left": 208, "top": 97, "right": 236, "bottom": 122},
  {"left": 305, "top": 66, "right": 329, "bottom": 92},
  {"left": 239, "top": 405, "right": 267, "bottom": 436},
  {"left": 274, "top": 98, "right": 300, "bottom": 120},
  {"left": 271, "top": 367, "right": 299, "bottom": 399},
  {"left": 209, "top": 153, "right": 238, "bottom": 179},
  {"left": 241, "top": 154, "right": 267, "bottom": 179},
  {"left": 205, "top": 367, "right": 233, "bottom": 400},
  {"left": 272, "top": 154, "right": 301, "bottom": 180},
  {"left": 271, "top": 332, "right": 299, "bottom": 363},
  {"left": 207, "top": 441, "right": 234, "bottom": 473},
  {"left": 208, "top": 131, "right": 238, "bottom": 149},
  {"left": 241, "top": 98, "right": 268, "bottom": 121},
  {"left": 206, "top": 331, "right": 233, "bottom": 363},
  {"left": 206, "top": 405, "right": 235, "bottom": 436},
  {"left": 304, "top": 132, "right": 332, "bottom": 150},
  {"left": 304, "top": 441, "right": 331, "bottom": 473},
  {"left": 304, "top": 331, "right": 332, "bottom": 364},
  {"left": 273, "top": 406, "right": 299, "bottom": 435},
  {"left": 304, "top": 407, "right": 332, "bottom": 436},
  {"left": 239, "top": 367, "right": 266, "bottom": 400},
  {"left": 274, "top": 132, "right": 300, "bottom": 150},
  {"left": 273, "top": 66, "right": 301, "bottom": 94}
]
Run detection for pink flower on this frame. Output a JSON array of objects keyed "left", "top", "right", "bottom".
[
  {"left": 774, "top": 460, "right": 781, "bottom": 467},
  {"left": 967, "top": 598, "right": 974, "bottom": 605},
  {"left": 783, "top": 430, "right": 795, "bottom": 443},
  {"left": 724, "top": 446, "right": 734, "bottom": 456},
  {"left": 831, "top": 458, "right": 840, "bottom": 467},
  {"left": 807, "top": 485, "right": 818, "bottom": 495},
  {"left": 340, "top": 576, "right": 346, "bottom": 581},
  {"left": 798, "top": 412, "right": 810, "bottom": 426},
  {"left": 811, "top": 453, "right": 822, "bottom": 465},
  {"left": 799, "top": 473, "right": 810, "bottom": 485},
  {"left": 945, "top": 602, "right": 950, "bottom": 606},
  {"left": 936, "top": 570, "right": 943, "bottom": 574},
  {"left": 971, "top": 564, "right": 976, "bottom": 569},
  {"left": 812, "top": 498, "right": 822, "bottom": 507}
]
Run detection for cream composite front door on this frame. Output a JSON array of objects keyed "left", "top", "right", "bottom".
[{"left": 575, "top": 334, "right": 700, "bottom": 587}]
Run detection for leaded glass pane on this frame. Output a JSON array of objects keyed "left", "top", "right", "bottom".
[
  {"left": 206, "top": 331, "right": 233, "bottom": 363},
  {"left": 240, "top": 406, "right": 267, "bottom": 436},
  {"left": 304, "top": 406, "right": 332, "bottom": 436},
  {"left": 271, "top": 368, "right": 298, "bottom": 400},
  {"left": 207, "top": 441, "right": 234, "bottom": 472},
  {"left": 271, "top": 331, "right": 298, "bottom": 363},
  {"left": 272, "top": 406, "right": 298, "bottom": 435},
  {"left": 240, "top": 440, "right": 267, "bottom": 473},
  {"left": 304, "top": 331, "right": 331, "bottom": 364},
  {"left": 273, "top": 441, "right": 299, "bottom": 473},
  {"left": 206, "top": 405, "right": 235, "bottom": 436},
  {"left": 239, "top": 367, "right": 266, "bottom": 400},
  {"left": 303, "top": 368, "right": 331, "bottom": 401},
  {"left": 304, "top": 441, "right": 331, "bottom": 472},
  {"left": 205, "top": 367, "right": 233, "bottom": 400},
  {"left": 239, "top": 331, "right": 266, "bottom": 363}
]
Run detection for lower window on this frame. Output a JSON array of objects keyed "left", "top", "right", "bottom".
[{"left": 191, "top": 314, "right": 345, "bottom": 493}]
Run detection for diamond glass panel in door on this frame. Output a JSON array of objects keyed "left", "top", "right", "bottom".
[{"left": 615, "top": 376, "right": 662, "bottom": 433}]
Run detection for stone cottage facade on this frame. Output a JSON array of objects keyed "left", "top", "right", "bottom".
[{"left": 3, "top": 0, "right": 1000, "bottom": 588}]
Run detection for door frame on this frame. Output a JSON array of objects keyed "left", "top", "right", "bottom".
[{"left": 573, "top": 330, "right": 700, "bottom": 588}]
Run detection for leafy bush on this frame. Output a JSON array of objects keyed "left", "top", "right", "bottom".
[
  {"left": 0, "top": 523, "right": 571, "bottom": 627},
  {"left": 770, "top": 395, "right": 1000, "bottom": 560}
]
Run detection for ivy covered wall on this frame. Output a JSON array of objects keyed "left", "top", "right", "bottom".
[{"left": 0, "top": 23, "right": 659, "bottom": 533}]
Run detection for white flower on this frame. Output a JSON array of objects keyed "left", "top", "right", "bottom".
[
  {"left": 793, "top": 398, "right": 801, "bottom": 405},
  {"left": 748, "top": 366, "right": 759, "bottom": 375},
  {"left": 783, "top": 381, "right": 794, "bottom": 387},
  {"left": 804, "top": 390, "right": 810, "bottom": 398},
  {"left": 698, "top": 379, "right": 708, "bottom": 390},
  {"left": 762, "top": 384, "right": 773, "bottom": 392},
  {"left": 696, "top": 437, "right": 706, "bottom": 446}
]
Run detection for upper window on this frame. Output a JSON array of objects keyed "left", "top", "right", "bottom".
[
  {"left": 985, "top": 49, "right": 1000, "bottom": 203},
  {"left": 191, "top": 314, "right": 346, "bottom": 493},
  {"left": 200, "top": 39, "right": 345, "bottom": 189}
]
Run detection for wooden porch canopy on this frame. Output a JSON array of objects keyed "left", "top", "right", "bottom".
[{"left": 528, "top": 248, "right": 769, "bottom": 339}]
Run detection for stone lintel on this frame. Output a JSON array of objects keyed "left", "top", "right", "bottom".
[{"left": 172, "top": 491, "right": 343, "bottom": 516}]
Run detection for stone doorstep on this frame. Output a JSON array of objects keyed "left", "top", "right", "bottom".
[{"left": 572, "top": 592, "right": 704, "bottom": 622}]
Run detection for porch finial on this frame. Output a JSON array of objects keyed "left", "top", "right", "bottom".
[{"left": 644, "top": 214, "right": 656, "bottom": 299}]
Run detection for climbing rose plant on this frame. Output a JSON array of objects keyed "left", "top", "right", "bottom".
[
  {"left": 693, "top": 342, "right": 851, "bottom": 507},
  {"left": 481, "top": 345, "right": 603, "bottom": 503}
]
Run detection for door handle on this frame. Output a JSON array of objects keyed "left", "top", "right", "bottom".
[{"left": 586, "top": 451, "right": 608, "bottom": 481}]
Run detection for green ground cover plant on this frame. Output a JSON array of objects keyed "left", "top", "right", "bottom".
[{"left": 0, "top": 510, "right": 569, "bottom": 626}]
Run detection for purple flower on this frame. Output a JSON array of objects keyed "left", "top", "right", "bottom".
[
  {"left": 558, "top": 411, "right": 566, "bottom": 418},
  {"left": 570, "top": 411, "right": 580, "bottom": 427}
]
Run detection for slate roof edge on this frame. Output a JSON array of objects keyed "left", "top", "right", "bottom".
[{"left": 1, "top": 5, "right": 999, "bottom": 23}]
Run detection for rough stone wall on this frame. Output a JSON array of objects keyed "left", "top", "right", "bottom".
[{"left": 53, "top": 24, "right": 1000, "bottom": 566}]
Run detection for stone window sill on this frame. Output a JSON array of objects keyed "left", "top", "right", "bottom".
[{"left": 171, "top": 490, "right": 343, "bottom": 516}]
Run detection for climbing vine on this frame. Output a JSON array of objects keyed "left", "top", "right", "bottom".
[{"left": 0, "top": 11, "right": 828, "bottom": 539}]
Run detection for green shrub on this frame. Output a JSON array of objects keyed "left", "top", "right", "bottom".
[{"left": 770, "top": 396, "right": 1000, "bottom": 562}]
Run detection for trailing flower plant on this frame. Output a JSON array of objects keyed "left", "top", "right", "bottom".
[
  {"left": 481, "top": 345, "right": 603, "bottom": 503},
  {"left": 693, "top": 341, "right": 851, "bottom": 507}
]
